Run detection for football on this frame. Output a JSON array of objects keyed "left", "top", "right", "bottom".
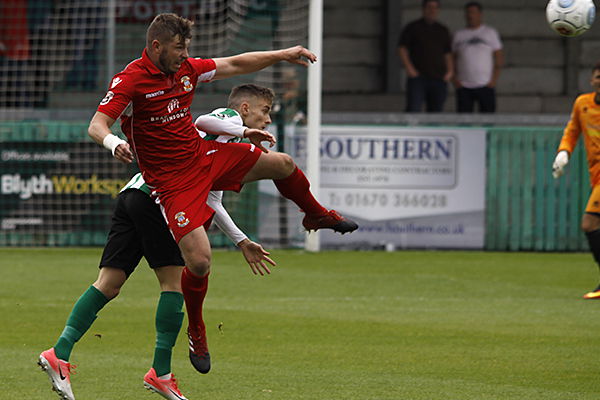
[{"left": 546, "top": 0, "right": 596, "bottom": 37}]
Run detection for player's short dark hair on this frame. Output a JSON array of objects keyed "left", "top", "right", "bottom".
[
  {"left": 228, "top": 84, "right": 275, "bottom": 109},
  {"left": 593, "top": 62, "right": 600, "bottom": 74},
  {"left": 422, "top": 0, "right": 440, "bottom": 8},
  {"left": 464, "top": 1, "right": 482, "bottom": 11},
  {"left": 146, "top": 13, "right": 193, "bottom": 47}
]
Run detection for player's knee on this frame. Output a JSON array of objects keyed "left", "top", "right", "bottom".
[
  {"left": 278, "top": 153, "right": 295, "bottom": 176},
  {"left": 187, "top": 255, "right": 211, "bottom": 277},
  {"left": 94, "top": 283, "right": 121, "bottom": 300},
  {"left": 93, "top": 268, "right": 126, "bottom": 300},
  {"left": 582, "top": 220, "right": 597, "bottom": 233},
  {"left": 581, "top": 214, "right": 600, "bottom": 232}
]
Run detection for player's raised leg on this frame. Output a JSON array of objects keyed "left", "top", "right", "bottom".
[
  {"left": 178, "top": 226, "right": 212, "bottom": 373},
  {"left": 242, "top": 150, "right": 358, "bottom": 233}
]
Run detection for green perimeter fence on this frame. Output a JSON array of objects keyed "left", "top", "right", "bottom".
[
  {"left": 0, "top": 122, "right": 590, "bottom": 250},
  {"left": 486, "top": 126, "right": 589, "bottom": 252}
]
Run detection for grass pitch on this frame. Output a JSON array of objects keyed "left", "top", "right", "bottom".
[{"left": 1, "top": 248, "right": 599, "bottom": 400}]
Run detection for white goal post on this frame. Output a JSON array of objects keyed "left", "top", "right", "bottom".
[{"left": 305, "top": 0, "right": 323, "bottom": 252}]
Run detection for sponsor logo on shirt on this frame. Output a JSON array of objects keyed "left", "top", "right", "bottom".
[
  {"left": 149, "top": 107, "right": 190, "bottom": 123},
  {"left": 111, "top": 77, "right": 122, "bottom": 88},
  {"left": 167, "top": 98, "right": 180, "bottom": 113},
  {"left": 145, "top": 90, "right": 165, "bottom": 99},
  {"left": 100, "top": 91, "right": 114, "bottom": 105},
  {"left": 175, "top": 211, "right": 189, "bottom": 228},
  {"left": 181, "top": 75, "right": 193, "bottom": 92}
]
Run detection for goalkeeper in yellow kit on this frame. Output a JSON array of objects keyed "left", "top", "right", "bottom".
[{"left": 553, "top": 62, "right": 600, "bottom": 299}]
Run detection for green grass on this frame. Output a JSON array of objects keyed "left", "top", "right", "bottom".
[{"left": 1, "top": 248, "right": 599, "bottom": 399}]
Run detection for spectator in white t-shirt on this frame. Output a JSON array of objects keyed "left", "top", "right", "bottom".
[{"left": 452, "top": 2, "right": 503, "bottom": 113}]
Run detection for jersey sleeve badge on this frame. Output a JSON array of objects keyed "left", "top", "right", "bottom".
[{"left": 100, "top": 91, "right": 114, "bottom": 105}]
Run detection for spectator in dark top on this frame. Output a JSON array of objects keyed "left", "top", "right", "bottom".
[{"left": 398, "top": 0, "right": 453, "bottom": 112}]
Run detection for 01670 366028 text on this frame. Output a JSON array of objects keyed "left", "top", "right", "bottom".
[{"left": 326, "top": 191, "right": 448, "bottom": 209}]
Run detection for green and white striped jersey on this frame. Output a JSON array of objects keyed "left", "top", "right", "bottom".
[
  {"left": 121, "top": 172, "right": 151, "bottom": 195},
  {"left": 197, "top": 108, "right": 245, "bottom": 144}
]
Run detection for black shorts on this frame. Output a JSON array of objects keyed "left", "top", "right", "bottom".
[{"left": 99, "top": 189, "right": 185, "bottom": 277}]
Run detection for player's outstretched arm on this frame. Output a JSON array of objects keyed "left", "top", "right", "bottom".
[
  {"left": 88, "top": 111, "right": 134, "bottom": 164},
  {"left": 212, "top": 45, "right": 316, "bottom": 80},
  {"left": 195, "top": 113, "right": 246, "bottom": 137},
  {"left": 552, "top": 150, "right": 569, "bottom": 179},
  {"left": 207, "top": 191, "right": 276, "bottom": 275},
  {"left": 237, "top": 239, "right": 276, "bottom": 276},
  {"left": 194, "top": 113, "right": 276, "bottom": 152}
]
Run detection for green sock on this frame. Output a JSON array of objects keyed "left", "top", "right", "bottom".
[
  {"left": 153, "top": 291, "right": 184, "bottom": 376},
  {"left": 54, "top": 285, "right": 109, "bottom": 361}
]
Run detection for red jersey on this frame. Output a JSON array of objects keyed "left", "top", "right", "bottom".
[{"left": 97, "top": 49, "right": 216, "bottom": 190}]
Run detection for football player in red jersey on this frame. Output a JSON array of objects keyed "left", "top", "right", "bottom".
[{"left": 40, "top": 13, "right": 357, "bottom": 400}]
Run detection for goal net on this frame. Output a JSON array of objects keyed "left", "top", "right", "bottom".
[{"left": 0, "top": 0, "right": 310, "bottom": 247}]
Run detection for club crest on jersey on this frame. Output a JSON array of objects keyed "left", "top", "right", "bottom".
[
  {"left": 100, "top": 91, "right": 114, "bottom": 105},
  {"left": 181, "top": 75, "right": 193, "bottom": 92},
  {"left": 175, "top": 211, "right": 189, "bottom": 228}
]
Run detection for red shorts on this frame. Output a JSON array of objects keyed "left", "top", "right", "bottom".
[{"left": 154, "top": 140, "right": 261, "bottom": 243}]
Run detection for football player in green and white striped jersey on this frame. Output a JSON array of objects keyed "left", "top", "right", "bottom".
[{"left": 38, "top": 88, "right": 278, "bottom": 399}]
